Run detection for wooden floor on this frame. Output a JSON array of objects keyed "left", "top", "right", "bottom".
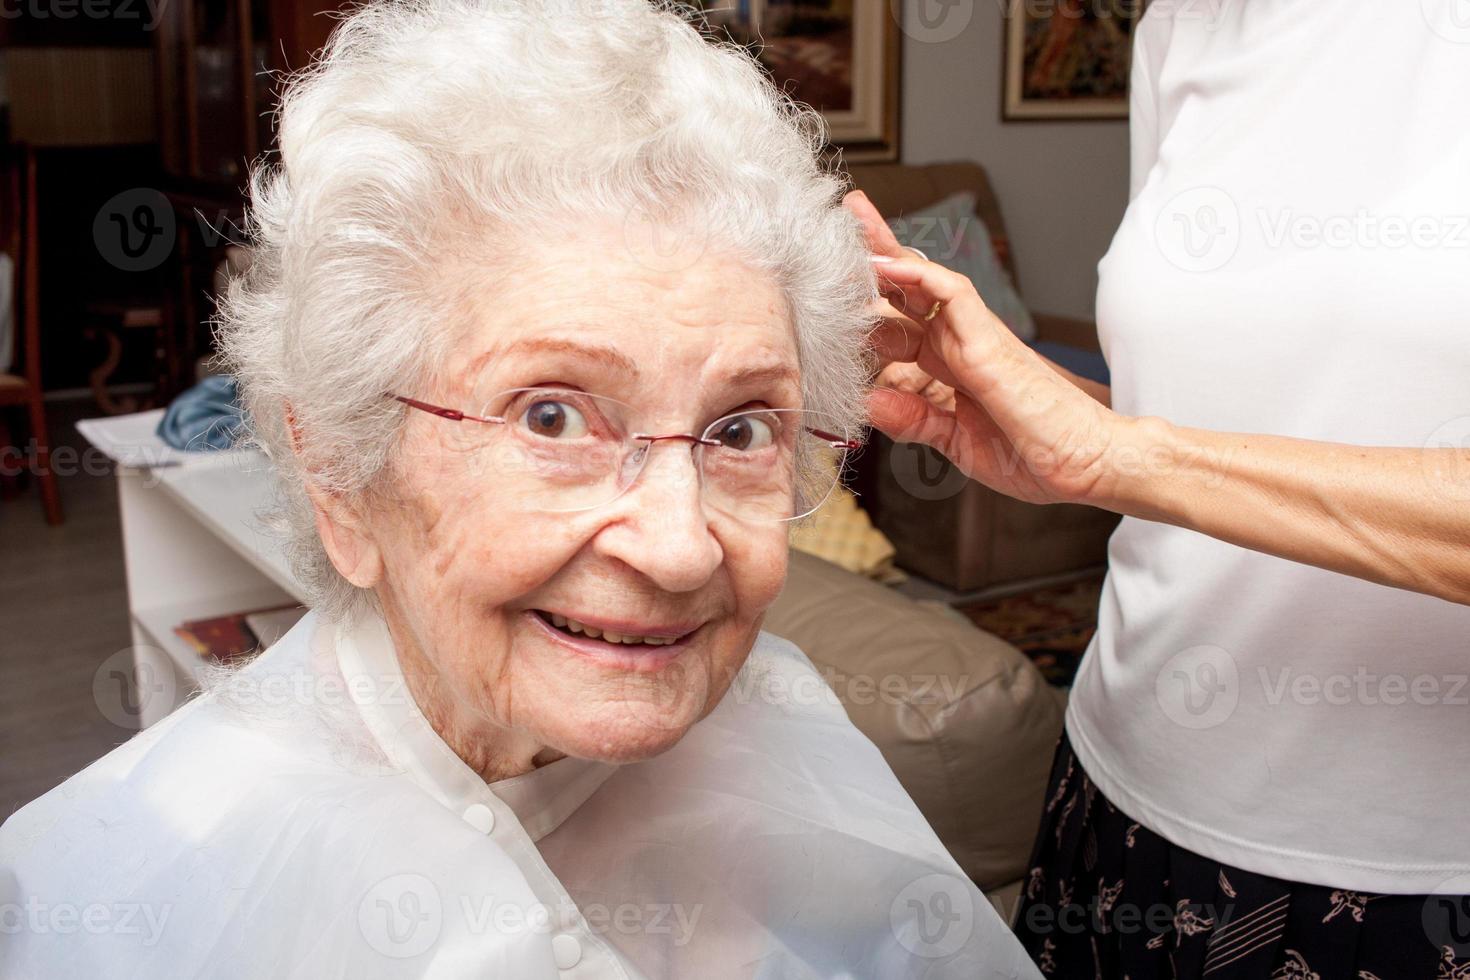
[{"left": 1, "top": 398, "right": 137, "bottom": 817}]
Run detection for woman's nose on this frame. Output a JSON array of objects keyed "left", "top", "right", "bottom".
[{"left": 594, "top": 444, "right": 724, "bottom": 593}]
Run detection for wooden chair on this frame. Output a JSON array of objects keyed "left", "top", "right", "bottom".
[{"left": 0, "top": 144, "right": 63, "bottom": 525}]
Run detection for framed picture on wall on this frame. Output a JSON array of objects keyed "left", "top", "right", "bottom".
[
  {"left": 694, "top": 1, "right": 901, "bottom": 161},
  {"left": 1003, "top": 0, "right": 1142, "bottom": 120}
]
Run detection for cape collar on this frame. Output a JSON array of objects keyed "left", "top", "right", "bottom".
[{"left": 331, "top": 605, "right": 617, "bottom": 841}]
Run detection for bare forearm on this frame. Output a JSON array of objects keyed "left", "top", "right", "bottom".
[
  {"left": 1038, "top": 354, "right": 1111, "bottom": 407},
  {"left": 1099, "top": 417, "right": 1470, "bottom": 605}
]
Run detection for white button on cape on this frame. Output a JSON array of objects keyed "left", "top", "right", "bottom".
[
  {"left": 552, "top": 933, "right": 583, "bottom": 969},
  {"left": 462, "top": 803, "right": 495, "bottom": 834}
]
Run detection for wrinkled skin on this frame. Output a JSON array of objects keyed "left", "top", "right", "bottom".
[{"left": 310, "top": 224, "right": 800, "bottom": 780}]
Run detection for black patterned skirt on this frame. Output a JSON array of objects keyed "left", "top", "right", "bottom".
[{"left": 1013, "top": 733, "right": 1470, "bottom": 979}]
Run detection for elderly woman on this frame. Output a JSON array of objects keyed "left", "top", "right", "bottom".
[{"left": 0, "top": 2, "right": 1039, "bottom": 978}]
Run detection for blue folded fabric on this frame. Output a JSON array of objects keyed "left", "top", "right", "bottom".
[
  {"left": 156, "top": 374, "right": 247, "bottom": 452},
  {"left": 1029, "top": 340, "right": 1112, "bottom": 386}
]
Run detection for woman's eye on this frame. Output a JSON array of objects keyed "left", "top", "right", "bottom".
[
  {"left": 712, "top": 415, "right": 775, "bottom": 452},
  {"left": 522, "top": 400, "right": 589, "bottom": 439}
]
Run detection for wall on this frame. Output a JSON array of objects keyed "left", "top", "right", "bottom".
[{"left": 898, "top": 1, "right": 1131, "bottom": 321}]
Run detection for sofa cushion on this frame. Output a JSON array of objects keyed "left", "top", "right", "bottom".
[
  {"left": 887, "top": 191, "right": 1036, "bottom": 342},
  {"left": 762, "top": 550, "right": 1065, "bottom": 890},
  {"left": 848, "top": 162, "right": 1018, "bottom": 285},
  {"left": 789, "top": 485, "right": 903, "bottom": 582}
]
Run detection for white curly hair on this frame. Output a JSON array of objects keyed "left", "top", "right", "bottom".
[{"left": 216, "top": 0, "right": 877, "bottom": 621}]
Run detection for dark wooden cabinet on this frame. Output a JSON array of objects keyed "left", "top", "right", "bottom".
[
  {"left": 154, "top": 0, "right": 346, "bottom": 185},
  {"left": 144, "top": 0, "right": 344, "bottom": 400}
]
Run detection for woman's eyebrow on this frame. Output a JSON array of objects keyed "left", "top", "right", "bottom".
[
  {"left": 467, "top": 337, "right": 796, "bottom": 395},
  {"left": 724, "top": 363, "right": 799, "bottom": 392},
  {"left": 469, "top": 337, "right": 639, "bottom": 378}
]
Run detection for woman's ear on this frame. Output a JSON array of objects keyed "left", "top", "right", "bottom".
[
  {"left": 306, "top": 484, "right": 384, "bottom": 590},
  {"left": 286, "top": 401, "right": 384, "bottom": 590}
]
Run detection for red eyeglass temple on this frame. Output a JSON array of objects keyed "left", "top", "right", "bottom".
[
  {"left": 389, "top": 394, "right": 861, "bottom": 450},
  {"left": 391, "top": 394, "right": 502, "bottom": 425},
  {"left": 809, "top": 428, "right": 862, "bottom": 450}
]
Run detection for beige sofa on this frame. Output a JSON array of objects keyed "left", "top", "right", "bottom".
[{"left": 763, "top": 550, "right": 1064, "bottom": 901}]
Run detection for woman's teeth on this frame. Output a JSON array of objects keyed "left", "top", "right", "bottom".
[{"left": 547, "top": 612, "right": 678, "bottom": 646}]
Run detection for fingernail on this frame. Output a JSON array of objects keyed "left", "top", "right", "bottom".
[{"left": 869, "top": 254, "right": 896, "bottom": 264}]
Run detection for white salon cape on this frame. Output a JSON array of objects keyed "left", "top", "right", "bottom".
[{"left": 0, "top": 607, "right": 1038, "bottom": 979}]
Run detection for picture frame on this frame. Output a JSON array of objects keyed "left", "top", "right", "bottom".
[
  {"left": 1002, "top": 0, "right": 1141, "bottom": 121},
  {"left": 695, "top": 1, "right": 901, "bottom": 162}
]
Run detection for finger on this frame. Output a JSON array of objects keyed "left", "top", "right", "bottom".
[
  {"left": 842, "top": 190, "right": 907, "bottom": 258},
  {"left": 871, "top": 255, "right": 985, "bottom": 312},
  {"left": 864, "top": 295, "right": 911, "bottom": 367},
  {"left": 869, "top": 293, "right": 909, "bottom": 323},
  {"left": 868, "top": 313, "right": 923, "bottom": 366},
  {"left": 868, "top": 308, "right": 969, "bottom": 395},
  {"left": 864, "top": 387, "right": 946, "bottom": 440},
  {"left": 876, "top": 360, "right": 933, "bottom": 395},
  {"left": 878, "top": 362, "right": 958, "bottom": 413},
  {"left": 871, "top": 260, "right": 928, "bottom": 321},
  {"left": 870, "top": 256, "right": 1009, "bottom": 367},
  {"left": 920, "top": 377, "right": 958, "bottom": 414},
  {"left": 875, "top": 275, "right": 926, "bottom": 323},
  {"left": 867, "top": 387, "right": 958, "bottom": 451},
  {"left": 870, "top": 279, "right": 929, "bottom": 333}
]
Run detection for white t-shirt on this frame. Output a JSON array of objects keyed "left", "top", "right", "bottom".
[{"left": 1068, "top": 0, "right": 1470, "bottom": 894}]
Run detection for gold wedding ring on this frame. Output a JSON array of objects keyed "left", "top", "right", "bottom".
[{"left": 923, "top": 300, "right": 944, "bottom": 322}]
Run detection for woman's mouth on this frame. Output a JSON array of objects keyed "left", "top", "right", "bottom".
[{"left": 527, "top": 609, "right": 699, "bottom": 670}]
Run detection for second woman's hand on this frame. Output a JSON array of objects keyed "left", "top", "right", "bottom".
[{"left": 844, "top": 190, "right": 1126, "bottom": 508}]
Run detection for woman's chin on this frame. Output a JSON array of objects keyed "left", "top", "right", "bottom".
[{"left": 550, "top": 711, "right": 701, "bottom": 764}]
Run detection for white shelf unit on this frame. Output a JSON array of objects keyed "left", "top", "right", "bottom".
[
  {"left": 130, "top": 586, "right": 302, "bottom": 688},
  {"left": 83, "top": 414, "right": 307, "bottom": 728}
]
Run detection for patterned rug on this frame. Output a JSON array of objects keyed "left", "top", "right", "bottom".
[{"left": 956, "top": 574, "right": 1104, "bottom": 688}]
